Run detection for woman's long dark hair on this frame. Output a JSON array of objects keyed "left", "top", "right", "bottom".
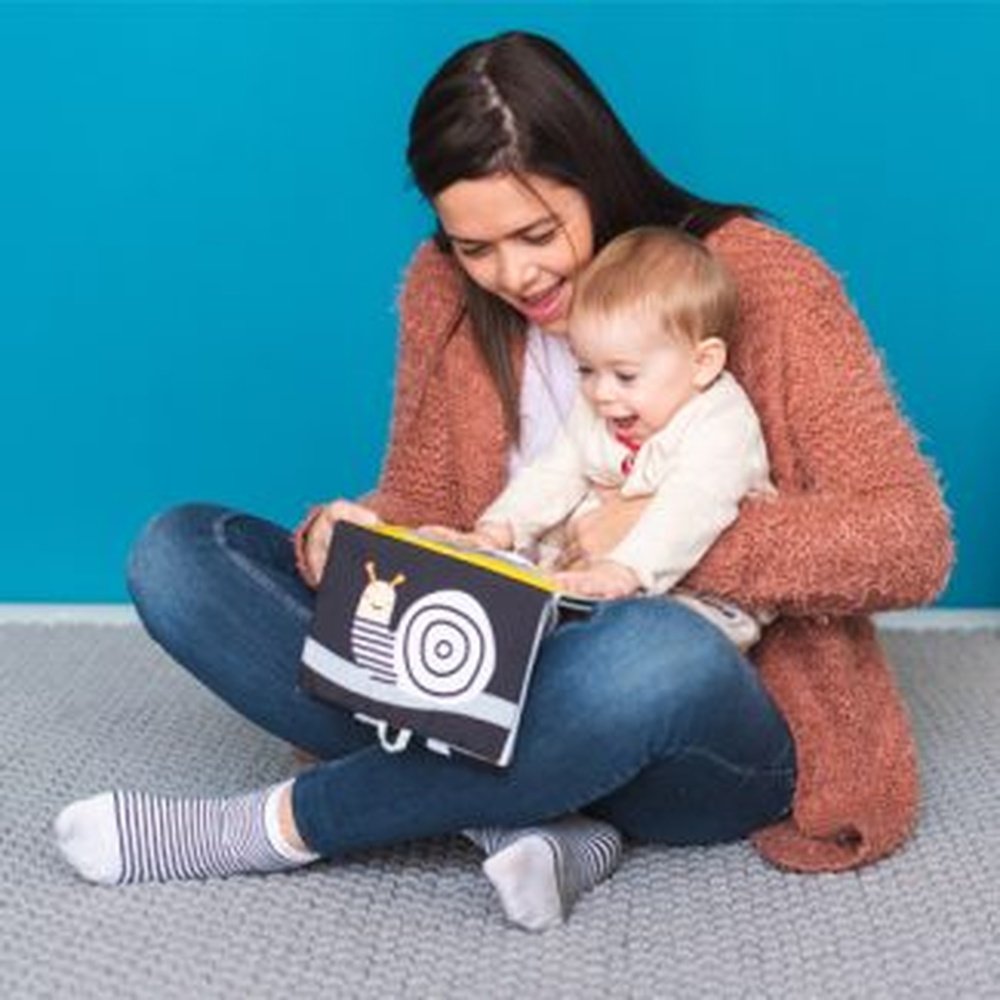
[{"left": 407, "top": 31, "right": 759, "bottom": 439}]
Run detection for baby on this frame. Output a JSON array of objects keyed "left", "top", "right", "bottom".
[{"left": 426, "top": 225, "right": 773, "bottom": 648}]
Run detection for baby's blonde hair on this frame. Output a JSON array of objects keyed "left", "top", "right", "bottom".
[{"left": 571, "top": 226, "right": 737, "bottom": 345}]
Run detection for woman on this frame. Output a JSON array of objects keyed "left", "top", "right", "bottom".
[{"left": 55, "top": 31, "right": 952, "bottom": 929}]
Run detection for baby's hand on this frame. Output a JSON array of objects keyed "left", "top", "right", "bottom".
[
  {"left": 416, "top": 525, "right": 503, "bottom": 550},
  {"left": 417, "top": 520, "right": 514, "bottom": 552},
  {"left": 551, "top": 560, "right": 641, "bottom": 599},
  {"left": 417, "top": 525, "right": 477, "bottom": 546}
]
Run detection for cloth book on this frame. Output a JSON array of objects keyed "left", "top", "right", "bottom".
[{"left": 300, "top": 521, "right": 592, "bottom": 767}]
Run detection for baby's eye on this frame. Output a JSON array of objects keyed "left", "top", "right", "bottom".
[
  {"left": 616, "top": 372, "right": 638, "bottom": 384},
  {"left": 576, "top": 365, "right": 594, "bottom": 377}
]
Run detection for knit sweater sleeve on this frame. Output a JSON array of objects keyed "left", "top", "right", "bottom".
[
  {"left": 684, "top": 226, "right": 954, "bottom": 616},
  {"left": 361, "top": 242, "right": 467, "bottom": 527}
]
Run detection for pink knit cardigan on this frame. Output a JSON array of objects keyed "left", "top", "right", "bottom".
[{"left": 295, "top": 217, "right": 953, "bottom": 873}]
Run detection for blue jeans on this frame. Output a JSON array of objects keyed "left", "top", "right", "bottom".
[{"left": 127, "top": 503, "right": 796, "bottom": 858}]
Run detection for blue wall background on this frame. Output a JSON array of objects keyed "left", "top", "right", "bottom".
[{"left": 1, "top": 2, "right": 997, "bottom": 605}]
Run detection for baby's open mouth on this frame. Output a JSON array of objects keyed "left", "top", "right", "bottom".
[{"left": 611, "top": 416, "right": 638, "bottom": 431}]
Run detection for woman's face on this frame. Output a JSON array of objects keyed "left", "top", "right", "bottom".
[{"left": 433, "top": 172, "right": 594, "bottom": 334}]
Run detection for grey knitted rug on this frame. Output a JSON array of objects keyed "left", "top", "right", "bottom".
[{"left": 2, "top": 624, "right": 999, "bottom": 999}]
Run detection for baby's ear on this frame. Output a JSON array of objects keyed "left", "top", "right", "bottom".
[{"left": 692, "top": 337, "right": 727, "bottom": 389}]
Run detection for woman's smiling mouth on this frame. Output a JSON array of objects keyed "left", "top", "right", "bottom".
[{"left": 518, "top": 279, "right": 567, "bottom": 326}]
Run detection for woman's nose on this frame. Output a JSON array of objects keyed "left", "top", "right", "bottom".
[{"left": 495, "top": 246, "right": 539, "bottom": 295}]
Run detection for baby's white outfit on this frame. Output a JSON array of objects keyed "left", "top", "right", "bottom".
[{"left": 491, "top": 368, "right": 774, "bottom": 649}]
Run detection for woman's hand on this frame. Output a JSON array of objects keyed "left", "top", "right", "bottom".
[
  {"left": 303, "top": 499, "right": 380, "bottom": 587},
  {"left": 554, "top": 489, "right": 651, "bottom": 569},
  {"left": 551, "top": 560, "right": 641, "bottom": 599}
]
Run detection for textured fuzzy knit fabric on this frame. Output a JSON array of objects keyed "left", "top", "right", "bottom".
[{"left": 295, "top": 217, "right": 953, "bottom": 873}]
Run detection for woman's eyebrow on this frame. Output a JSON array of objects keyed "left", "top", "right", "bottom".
[{"left": 444, "top": 217, "right": 558, "bottom": 244}]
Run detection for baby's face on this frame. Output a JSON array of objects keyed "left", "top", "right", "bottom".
[{"left": 569, "top": 304, "right": 703, "bottom": 445}]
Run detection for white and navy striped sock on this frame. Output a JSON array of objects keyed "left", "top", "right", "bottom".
[
  {"left": 465, "top": 816, "right": 623, "bottom": 930},
  {"left": 54, "top": 781, "right": 319, "bottom": 885}
]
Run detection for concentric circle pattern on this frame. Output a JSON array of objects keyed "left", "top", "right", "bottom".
[{"left": 393, "top": 590, "right": 497, "bottom": 702}]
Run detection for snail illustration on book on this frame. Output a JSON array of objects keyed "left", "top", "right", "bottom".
[
  {"left": 351, "top": 560, "right": 498, "bottom": 704},
  {"left": 300, "top": 522, "right": 562, "bottom": 766}
]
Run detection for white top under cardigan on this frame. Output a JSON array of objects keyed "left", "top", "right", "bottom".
[{"left": 508, "top": 325, "right": 578, "bottom": 478}]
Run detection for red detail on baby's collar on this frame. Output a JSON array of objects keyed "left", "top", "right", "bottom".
[
  {"left": 614, "top": 431, "right": 641, "bottom": 453},
  {"left": 615, "top": 431, "right": 640, "bottom": 477}
]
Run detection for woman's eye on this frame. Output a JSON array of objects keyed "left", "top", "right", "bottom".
[
  {"left": 523, "top": 229, "right": 557, "bottom": 246},
  {"left": 455, "top": 243, "right": 490, "bottom": 259}
]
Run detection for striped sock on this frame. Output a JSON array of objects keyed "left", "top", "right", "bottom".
[
  {"left": 54, "top": 781, "right": 319, "bottom": 885},
  {"left": 464, "top": 816, "right": 623, "bottom": 931}
]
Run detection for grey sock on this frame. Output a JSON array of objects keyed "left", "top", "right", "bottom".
[{"left": 465, "top": 816, "right": 623, "bottom": 930}]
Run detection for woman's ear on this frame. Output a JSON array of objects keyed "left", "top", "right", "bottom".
[{"left": 692, "top": 337, "right": 727, "bottom": 389}]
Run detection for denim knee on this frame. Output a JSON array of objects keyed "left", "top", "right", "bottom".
[
  {"left": 569, "top": 598, "right": 749, "bottom": 732},
  {"left": 126, "top": 502, "right": 228, "bottom": 611}
]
